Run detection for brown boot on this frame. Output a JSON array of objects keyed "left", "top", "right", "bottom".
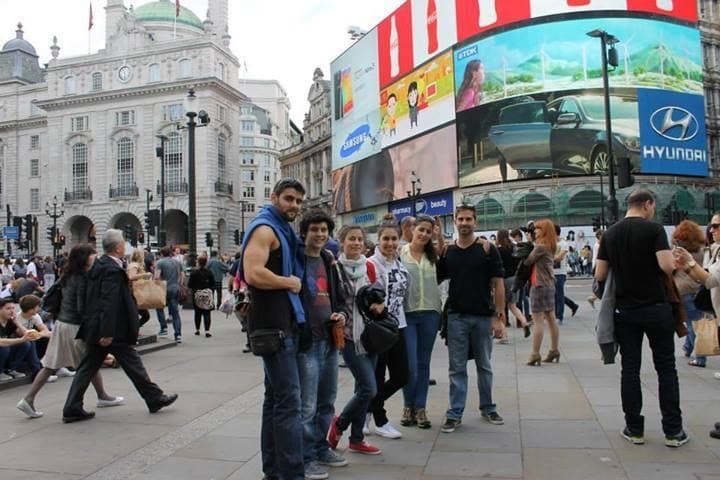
[
  {"left": 401, "top": 407, "right": 416, "bottom": 427},
  {"left": 415, "top": 408, "right": 431, "bottom": 429}
]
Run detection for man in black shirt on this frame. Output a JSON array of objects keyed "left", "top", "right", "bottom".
[
  {"left": 595, "top": 188, "right": 687, "bottom": 447},
  {"left": 437, "top": 204, "right": 506, "bottom": 433}
]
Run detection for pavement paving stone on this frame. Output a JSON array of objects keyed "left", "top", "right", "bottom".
[
  {"left": 622, "top": 462, "right": 720, "bottom": 480},
  {"left": 521, "top": 419, "right": 611, "bottom": 449},
  {"left": 522, "top": 447, "right": 627, "bottom": 480},
  {"left": 0, "top": 469, "right": 83, "bottom": 479},
  {"left": 433, "top": 430, "right": 522, "bottom": 453},
  {"left": 133, "top": 456, "right": 242, "bottom": 480},
  {"left": 423, "top": 451, "right": 523, "bottom": 478},
  {"left": 173, "top": 434, "right": 259, "bottom": 462}
]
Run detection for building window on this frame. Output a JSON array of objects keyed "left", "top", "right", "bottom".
[
  {"left": 217, "top": 135, "right": 226, "bottom": 178},
  {"left": 149, "top": 63, "right": 161, "bottom": 82},
  {"left": 30, "top": 189, "right": 39, "bottom": 211},
  {"left": 264, "top": 187, "right": 271, "bottom": 198},
  {"left": 64, "top": 76, "right": 75, "bottom": 95},
  {"left": 71, "top": 116, "right": 88, "bottom": 132},
  {"left": 241, "top": 106, "right": 252, "bottom": 115},
  {"left": 218, "top": 105, "right": 226, "bottom": 123},
  {"left": 30, "top": 159, "right": 39, "bottom": 177},
  {"left": 242, "top": 156, "right": 254, "bottom": 165},
  {"left": 263, "top": 154, "right": 270, "bottom": 166},
  {"left": 72, "top": 143, "right": 88, "bottom": 192},
  {"left": 219, "top": 63, "right": 226, "bottom": 81},
  {"left": 264, "top": 138, "right": 271, "bottom": 148},
  {"left": 242, "top": 203, "right": 255, "bottom": 213},
  {"left": 243, "top": 186, "right": 255, "bottom": 198},
  {"left": 162, "top": 104, "right": 183, "bottom": 122},
  {"left": 115, "top": 110, "right": 136, "bottom": 127},
  {"left": 30, "top": 135, "right": 39, "bottom": 149},
  {"left": 91, "top": 72, "right": 103, "bottom": 91},
  {"left": 242, "top": 120, "right": 254, "bottom": 132},
  {"left": 179, "top": 58, "right": 192, "bottom": 78},
  {"left": 264, "top": 171, "right": 270, "bottom": 183},
  {"left": 30, "top": 102, "right": 41, "bottom": 116},
  {"left": 241, "top": 136, "right": 253, "bottom": 146},
  {"left": 117, "top": 137, "right": 135, "bottom": 191},
  {"left": 165, "top": 132, "right": 183, "bottom": 187},
  {"left": 242, "top": 170, "right": 255, "bottom": 182}
]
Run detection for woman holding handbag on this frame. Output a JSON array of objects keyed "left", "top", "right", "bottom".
[
  {"left": 524, "top": 219, "right": 560, "bottom": 366},
  {"left": 128, "top": 249, "right": 152, "bottom": 328},
  {"left": 188, "top": 255, "right": 215, "bottom": 337},
  {"left": 327, "top": 224, "right": 383, "bottom": 455}
]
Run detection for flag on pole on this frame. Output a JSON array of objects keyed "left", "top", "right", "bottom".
[
  {"left": 175, "top": 0, "right": 180, "bottom": 17},
  {"left": 88, "top": 2, "right": 94, "bottom": 31}
]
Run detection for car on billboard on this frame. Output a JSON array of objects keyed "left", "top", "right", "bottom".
[{"left": 487, "top": 94, "right": 640, "bottom": 179}]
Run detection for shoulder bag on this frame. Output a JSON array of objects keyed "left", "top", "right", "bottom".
[
  {"left": 193, "top": 288, "right": 215, "bottom": 310},
  {"left": 133, "top": 279, "right": 167, "bottom": 310}
]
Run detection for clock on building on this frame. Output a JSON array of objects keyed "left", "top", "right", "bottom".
[{"left": 118, "top": 65, "right": 132, "bottom": 83}]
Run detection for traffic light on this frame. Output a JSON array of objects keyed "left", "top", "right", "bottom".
[
  {"left": 233, "top": 229, "right": 240, "bottom": 245},
  {"left": 143, "top": 211, "right": 152, "bottom": 231},
  {"left": 205, "top": 232, "right": 213, "bottom": 248},
  {"left": 137, "top": 231, "right": 145, "bottom": 245},
  {"left": 13, "top": 216, "right": 22, "bottom": 238},
  {"left": 129, "top": 225, "right": 138, "bottom": 247},
  {"left": 616, "top": 157, "right": 635, "bottom": 189},
  {"left": 24, "top": 215, "right": 32, "bottom": 239},
  {"left": 123, "top": 224, "right": 132, "bottom": 241},
  {"left": 46, "top": 226, "right": 56, "bottom": 242},
  {"left": 59, "top": 234, "right": 66, "bottom": 247}
]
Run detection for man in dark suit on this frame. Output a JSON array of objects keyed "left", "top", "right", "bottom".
[{"left": 62, "top": 229, "right": 178, "bottom": 423}]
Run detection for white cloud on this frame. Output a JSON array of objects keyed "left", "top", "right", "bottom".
[{"left": 0, "top": 0, "right": 404, "bottom": 124}]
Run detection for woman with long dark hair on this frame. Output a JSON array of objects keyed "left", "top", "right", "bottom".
[
  {"left": 188, "top": 255, "right": 215, "bottom": 337},
  {"left": 524, "top": 219, "right": 560, "bottom": 366},
  {"left": 16, "top": 244, "right": 124, "bottom": 418},
  {"left": 399, "top": 215, "right": 442, "bottom": 429},
  {"left": 456, "top": 60, "right": 484, "bottom": 112}
]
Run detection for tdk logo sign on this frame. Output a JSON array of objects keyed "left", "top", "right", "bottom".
[
  {"left": 650, "top": 107, "right": 699, "bottom": 142},
  {"left": 339, "top": 124, "right": 370, "bottom": 158}
]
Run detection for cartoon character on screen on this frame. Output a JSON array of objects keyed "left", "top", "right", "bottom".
[
  {"left": 408, "top": 81, "right": 419, "bottom": 129},
  {"left": 381, "top": 93, "right": 398, "bottom": 137},
  {"left": 456, "top": 59, "right": 485, "bottom": 112}
]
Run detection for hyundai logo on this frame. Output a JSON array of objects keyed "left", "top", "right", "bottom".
[{"left": 650, "top": 107, "right": 699, "bottom": 142}]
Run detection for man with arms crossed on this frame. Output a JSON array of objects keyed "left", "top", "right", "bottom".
[
  {"left": 437, "top": 204, "right": 506, "bottom": 433},
  {"left": 594, "top": 188, "right": 688, "bottom": 447},
  {"left": 243, "top": 179, "right": 306, "bottom": 480}
]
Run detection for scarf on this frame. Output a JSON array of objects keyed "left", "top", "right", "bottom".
[
  {"left": 339, "top": 254, "right": 370, "bottom": 354},
  {"left": 240, "top": 205, "right": 306, "bottom": 325}
]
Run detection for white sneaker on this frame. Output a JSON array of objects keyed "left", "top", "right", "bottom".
[
  {"left": 362, "top": 413, "right": 372, "bottom": 435},
  {"left": 97, "top": 396, "right": 126, "bottom": 408},
  {"left": 374, "top": 421, "right": 402, "bottom": 439},
  {"left": 7, "top": 370, "right": 26, "bottom": 379},
  {"left": 0, "top": 373, "right": 12, "bottom": 381},
  {"left": 57, "top": 367, "right": 75, "bottom": 377},
  {"left": 47, "top": 375, "right": 58, "bottom": 383},
  {"left": 714, "top": 372, "right": 720, "bottom": 380},
  {"left": 16, "top": 398, "right": 43, "bottom": 418}
]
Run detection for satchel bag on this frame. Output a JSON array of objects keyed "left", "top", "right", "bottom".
[
  {"left": 694, "top": 286, "right": 715, "bottom": 316},
  {"left": 41, "top": 281, "right": 63, "bottom": 317},
  {"left": 132, "top": 279, "right": 167, "bottom": 310},
  {"left": 693, "top": 317, "right": 720, "bottom": 356},
  {"left": 249, "top": 328, "right": 285, "bottom": 356},
  {"left": 178, "top": 284, "right": 190, "bottom": 303},
  {"left": 193, "top": 288, "right": 214, "bottom": 311},
  {"left": 360, "top": 314, "right": 399, "bottom": 354}
]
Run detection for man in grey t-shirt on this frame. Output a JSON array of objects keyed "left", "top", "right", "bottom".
[{"left": 154, "top": 247, "right": 184, "bottom": 343}]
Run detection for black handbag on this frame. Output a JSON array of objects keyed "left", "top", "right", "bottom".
[
  {"left": 361, "top": 314, "right": 399, "bottom": 354},
  {"left": 249, "top": 328, "right": 285, "bottom": 356},
  {"left": 694, "top": 286, "right": 715, "bottom": 316}
]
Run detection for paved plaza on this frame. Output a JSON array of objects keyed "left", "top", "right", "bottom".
[{"left": 1, "top": 280, "right": 720, "bottom": 479}]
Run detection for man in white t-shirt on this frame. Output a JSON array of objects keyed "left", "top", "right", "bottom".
[
  {"left": 25, "top": 258, "right": 38, "bottom": 282},
  {"left": 554, "top": 224, "right": 579, "bottom": 324}
]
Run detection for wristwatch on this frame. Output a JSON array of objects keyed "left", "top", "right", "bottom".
[{"left": 685, "top": 259, "right": 697, "bottom": 273}]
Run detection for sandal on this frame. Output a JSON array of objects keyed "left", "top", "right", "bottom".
[{"left": 688, "top": 359, "right": 706, "bottom": 368}]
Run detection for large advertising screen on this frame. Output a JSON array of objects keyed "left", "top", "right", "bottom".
[
  {"left": 454, "top": 15, "right": 706, "bottom": 186},
  {"left": 379, "top": 50, "right": 455, "bottom": 149},
  {"left": 333, "top": 123, "right": 458, "bottom": 214},
  {"left": 331, "top": 29, "right": 382, "bottom": 169},
  {"left": 378, "top": 1, "right": 415, "bottom": 88},
  {"left": 411, "top": 0, "right": 458, "bottom": 67}
]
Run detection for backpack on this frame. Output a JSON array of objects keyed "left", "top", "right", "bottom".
[
  {"left": 193, "top": 288, "right": 215, "bottom": 310},
  {"left": 42, "top": 282, "right": 63, "bottom": 317}
]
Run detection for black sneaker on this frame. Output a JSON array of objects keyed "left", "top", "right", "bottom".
[
  {"left": 441, "top": 417, "right": 461, "bottom": 433},
  {"left": 482, "top": 412, "right": 504, "bottom": 425},
  {"left": 665, "top": 430, "right": 689, "bottom": 448},
  {"left": 621, "top": 427, "right": 645, "bottom": 445}
]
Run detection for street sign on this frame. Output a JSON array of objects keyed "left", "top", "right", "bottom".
[{"left": 3, "top": 226, "right": 19, "bottom": 240}]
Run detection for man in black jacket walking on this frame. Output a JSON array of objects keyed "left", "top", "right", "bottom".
[{"left": 62, "top": 229, "right": 177, "bottom": 423}]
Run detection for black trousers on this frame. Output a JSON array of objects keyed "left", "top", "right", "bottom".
[
  {"left": 615, "top": 302, "right": 682, "bottom": 436},
  {"left": 369, "top": 329, "right": 409, "bottom": 426},
  {"left": 63, "top": 343, "right": 163, "bottom": 415},
  {"left": 194, "top": 307, "right": 211, "bottom": 331},
  {"left": 214, "top": 283, "right": 223, "bottom": 308}
]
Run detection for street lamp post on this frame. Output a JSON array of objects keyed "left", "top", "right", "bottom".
[
  {"left": 155, "top": 135, "right": 168, "bottom": 247},
  {"left": 406, "top": 171, "right": 422, "bottom": 217},
  {"left": 177, "top": 88, "right": 210, "bottom": 266},
  {"left": 587, "top": 29, "right": 620, "bottom": 224},
  {"left": 45, "top": 195, "right": 64, "bottom": 259},
  {"left": 145, "top": 188, "right": 153, "bottom": 244}
]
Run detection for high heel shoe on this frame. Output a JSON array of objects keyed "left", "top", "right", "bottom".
[
  {"left": 543, "top": 350, "right": 560, "bottom": 363},
  {"left": 523, "top": 323, "right": 532, "bottom": 338},
  {"left": 526, "top": 353, "right": 541, "bottom": 366}
]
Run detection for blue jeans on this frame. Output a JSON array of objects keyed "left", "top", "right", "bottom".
[
  {"left": 554, "top": 274, "right": 578, "bottom": 321},
  {"left": 298, "top": 339, "right": 338, "bottom": 465},
  {"left": 446, "top": 312, "right": 496, "bottom": 421},
  {"left": 0, "top": 341, "right": 41, "bottom": 373},
  {"left": 261, "top": 336, "right": 304, "bottom": 480},
  {"left": 339, "top": 340, "right": 377, "bottom": 444},
  {"left": 403, "top": 311, "right": 440, "bottom": 409},
  {"left": 682, "top": 293, "right": 706, "bottom": 365},
  {"left": 157, "top": 288, "right": 182, "bottom": 338}
]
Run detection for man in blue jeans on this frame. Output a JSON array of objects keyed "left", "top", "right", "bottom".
[
  {"left": 553, "top": 223, "right": 579, "bottom": 324},
  {"left": 243, "top": 179, "right": 307, "bottom": 480},
  {"left": 297, "top": 210, "right": 350, "bottom": 479},
  {"left": 154, "top": 247, "right": 184, "bottom": 343},
  {"left": 595, "top": 188, "right": 688, "bottom": 448},
  {"left": 437, "top": 204, "right": 506, "bottom": 433}
]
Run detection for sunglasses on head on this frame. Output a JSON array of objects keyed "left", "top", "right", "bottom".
[{"left": 711, "top": 223, "right": 720, "bottom": 230}]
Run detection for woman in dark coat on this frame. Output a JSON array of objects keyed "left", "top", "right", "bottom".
[{"left": 188, "top": 255, "right": 215, "bottom": 337}]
